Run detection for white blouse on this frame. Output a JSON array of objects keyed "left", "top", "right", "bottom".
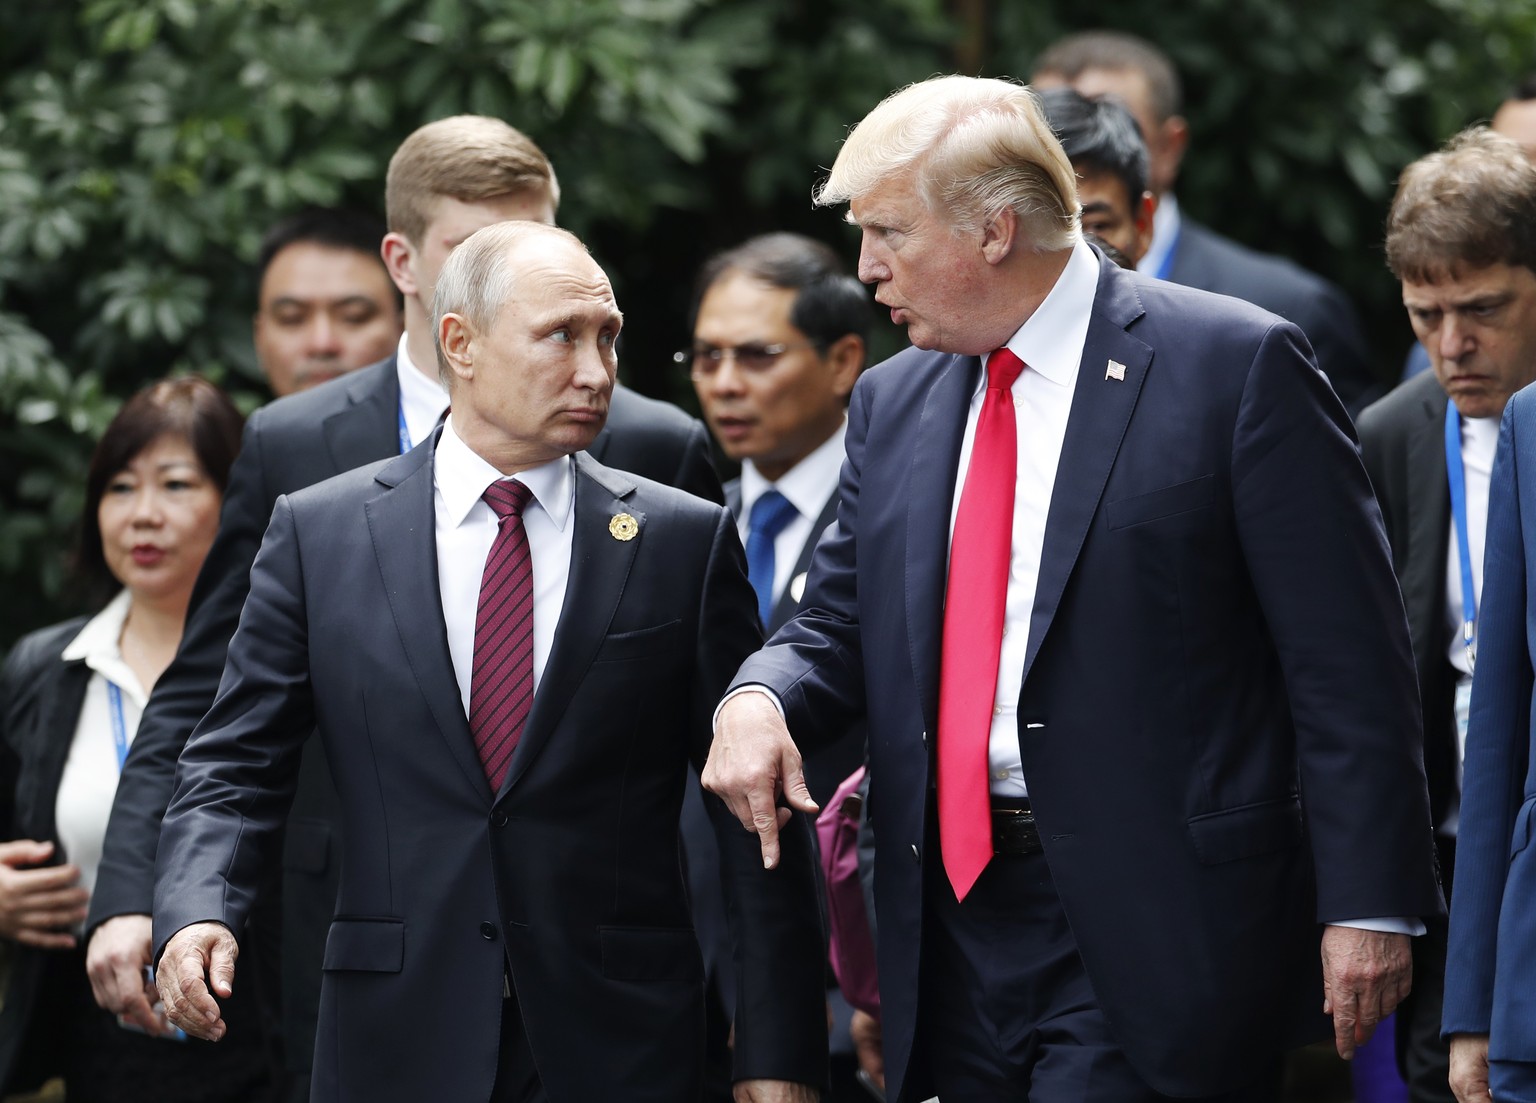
[{"left": 55, "top": 590, "right": 145, "bottom": 928}]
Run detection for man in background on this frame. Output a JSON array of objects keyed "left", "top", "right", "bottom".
[
  {"left": 1036, "top": 86, "right": 1156, "bottom": 268},
  {"left": 252, "top": 207, "right": 401, "bottom": 397},
  {"left": 1031, "top": 30, "right": 1379, "bottom": 412},
  {"left": 1358, "top": 126, "right": 1536, "bottom": 1103}
]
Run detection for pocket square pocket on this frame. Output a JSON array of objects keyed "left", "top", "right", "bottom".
[
  {"left": 1105, "top": 474, "right": 1216, "bottom": 530},
  {"left": 592, "top": 619, "right": 682, "bottom": 663}
]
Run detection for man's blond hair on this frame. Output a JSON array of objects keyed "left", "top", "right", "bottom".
[
  {"left": 386, "top": 115, "right": 560, "bottom": 244},
  {"left": 814, "top": 75, "right": 1080, "bottom": 252}
]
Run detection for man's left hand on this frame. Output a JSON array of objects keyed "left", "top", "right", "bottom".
[
  {"left": 733, "top": 1080, "right": 819, "bottom": 1102},
  {"left": 1320, "top": 925, "right": 1412, "bottom": 1060}
]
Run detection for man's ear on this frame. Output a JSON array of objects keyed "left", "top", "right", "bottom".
[
  {"left": 824, "top": 334, "right": 865, "bottom": 400},
  {"left": 381, "top": 232, "right": 420, "bottom": 298},
  {"left": 1128, "top": 191, "right": 1158, "bottom": 267},
  {"left": 981, "top": 206, "right": 1019, "bottom": 266},
  {"left": 439, "top": 313, "right": 476, "bottom": 385}
]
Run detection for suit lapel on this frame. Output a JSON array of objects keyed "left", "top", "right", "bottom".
[
  {"left": 33, "top": 660, "right": 90, "bottom": 840},
  {"left": 906, "top": 353, "right": 977, "bottom": 729},
  {"left": 324, "top": 358, "right": 402, "bottom": 473},
  {"left": 1021, "top": 262, "right": 1151, "bottom": 688},
  {"left": 1403, "top": 387, "right": 1451, "bottom": 660},
  {"left": 498, "top": 454, "right": 640, "bottom": 798},
  {"left": 364, "top": 438, "right": 488, "bottom": 802}
]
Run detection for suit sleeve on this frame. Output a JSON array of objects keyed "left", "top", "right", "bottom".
[
  {"left": 691, "top": 509, "right": 827, "bottom": 1088},
  {"left": 729, "top": 375, "right": 870, "bottom": 752},
  {"left": 1230, "top": 322, "right": 1441, "bottom": 923},
  {"left": 150, "top": 490, "right": 315, "bottom": 961},
  {"left": 1443, "top": 399, "right": 1533, "bottom": 1037},
  {"left": 87, "top": 412, "right": 276, "bottom": 928}
]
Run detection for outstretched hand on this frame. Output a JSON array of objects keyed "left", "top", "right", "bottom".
[{"left": 703, "top": 691, "right": 818, "bottom": 869}]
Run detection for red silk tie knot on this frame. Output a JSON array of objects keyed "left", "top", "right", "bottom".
[{"left": 936, "top": 347, "right": 1025, "bottom": 900}]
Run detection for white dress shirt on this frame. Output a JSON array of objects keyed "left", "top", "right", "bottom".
[
  {"left": 434, "top": 416, "right": 575, "bottom": 718},
  {"left": 953, "top": 240, "right": 1096, "bottom": 797},
  {"left": 738, "top": 420, "right": 847, "bottom": 609},
  {"left": 55, "top": 590, "right": 143, "bottom": 928},
  {"left": 397, "top": 334, "right": 452, "bottom": 453}
]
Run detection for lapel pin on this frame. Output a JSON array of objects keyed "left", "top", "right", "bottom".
[
  {"left": 1105, "top": 360, "right": 1126, "bottom": 381},
  {"left": 608, "top": 513, "right": 639, "bottom": 541}
]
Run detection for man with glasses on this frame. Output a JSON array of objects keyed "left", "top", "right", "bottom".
[{"left": 682, "top": 232, "right": 871, "bottom": 1100}]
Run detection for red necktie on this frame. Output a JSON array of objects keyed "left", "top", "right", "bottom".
[
  {"left": 937, "top": 347, "right": 1025, "bottom": 900},
  {"left": 470, "top": 478, "right": 536, "bottom": 791}
]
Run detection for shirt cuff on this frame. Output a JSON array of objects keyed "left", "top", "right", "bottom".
[
  {"left": 713, "top": 684, "right": 786, "bottom": 732},
  {"left": 1328, "top": 916, "right": 1426, "bottom": 937}
]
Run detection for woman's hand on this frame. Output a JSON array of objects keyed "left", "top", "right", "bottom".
[{"left": 0, "top": 839, "right": 89, "bottom": 948}]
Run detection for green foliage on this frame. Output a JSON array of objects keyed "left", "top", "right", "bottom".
[{"left": 2, "top": 0, "right": 1534, "bottom": 648}]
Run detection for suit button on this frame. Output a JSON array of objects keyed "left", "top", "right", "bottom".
[
  {"left": 491, "top": 811, "right": 509, "bottom": 828},
  {"left": 480, "top": 922, "right": 498, "bottom": 941},
  {"left": 910, "top": 844, "right": 920, "bottom": 864}
]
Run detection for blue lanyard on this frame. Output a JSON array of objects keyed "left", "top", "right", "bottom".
[
  {"left": 398, "top": 402, "right": 413, "bottom": 455},
  {"left": 1445, "top": 400, "right": 1477, "bottom": 670},
  {"left": 106, "top": 682, "right": 131, "bottom": 772},
  {"left": 1152, "top": 222, "right": 1181, "bottom": 282}
]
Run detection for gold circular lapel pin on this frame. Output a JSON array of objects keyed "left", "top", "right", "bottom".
[{"left": 609, "top": 513, "right": 639, "bottom": 541}]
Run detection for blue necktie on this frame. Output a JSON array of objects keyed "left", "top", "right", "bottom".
[{"left": 745, "top": 489, "right": 798, "bottom": 627}]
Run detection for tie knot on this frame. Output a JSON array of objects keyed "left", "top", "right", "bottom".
[
  {"left": 483, "top": 478, "right": 534, "bottom": 521},
  {"left": 749, "top": 489, "right": 798, "bottom": 540},
  {"left": 986, "top": 347, "right": 1025, "bottom": 392}
]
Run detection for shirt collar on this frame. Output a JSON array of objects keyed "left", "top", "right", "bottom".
[
  {"left": 60, "top": 590, "right": 148, "bottom": 705},
  {"left": 740, "top": 418, "right": 847, "bottom": 521},
  {"left": 985, "top": 238, "right": 1100, "bottom": 394},
  {"left": 396, "top": 333, "right": 451, "bottom": 419},
  {"left": 434, "top": 415, "right": 574, "bottom": 532}
]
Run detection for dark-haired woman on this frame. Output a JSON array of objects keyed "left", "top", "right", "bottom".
[{"left": 0, "top": 376, "right": 271, "bottom": 1101}]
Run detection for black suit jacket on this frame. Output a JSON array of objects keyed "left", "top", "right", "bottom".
[
  {"left": 88, "top": 356, "right": 723, "bottom": 1083},
  {"left": 1169, "top": 218, "right": 1379, "bottom": 413},
  {"left": 151, "top": 445, "right": 824, "bottom": 1101},
  {"left": 1356, "top": 370, "right": 1460, "bottom": 833},
  {"left": 732, "top": 253, "right": 1441, "bottom": 1100}
]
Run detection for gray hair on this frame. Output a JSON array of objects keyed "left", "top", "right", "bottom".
[
  {"left": 813, "top": 75, "right": 1080, "bottom": 252},
  {"left": 431, "top": 220, "right": 587, "bottom": 386}
]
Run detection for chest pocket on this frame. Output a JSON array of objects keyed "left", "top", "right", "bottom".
[
  {"left": 592, "top": 620, "right": 682, "bottom": 664},
  {"left": 1105, "top": 474, "right": 1216, "bottom": 530}
]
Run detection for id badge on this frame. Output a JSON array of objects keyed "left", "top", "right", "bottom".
[{"left": 1455, "top": 679, "right": 1473, "bottom": 766}]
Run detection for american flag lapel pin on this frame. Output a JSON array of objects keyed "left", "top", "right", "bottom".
[{"left": 1105, "top": 359, "right": 1126, "bottom": 381}]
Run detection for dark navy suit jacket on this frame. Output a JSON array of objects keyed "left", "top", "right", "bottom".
[
  {"left": 1444, "top": 382, "right": 1536, "bottom": 1058},
  {"left": 151, "top": 445, "right": 824, "bottom": 1101},
  {"left": 733, "top": 251, "right": 1443, "bottom": 1099}
]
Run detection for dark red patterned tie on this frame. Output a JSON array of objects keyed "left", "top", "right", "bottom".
[{"left": 470, "top": 478, "right": 536, "bottom": 791}]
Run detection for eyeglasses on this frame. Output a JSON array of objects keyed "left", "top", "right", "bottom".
[{"left": 674, "top": 341, "right": 821, "bottom": 378}]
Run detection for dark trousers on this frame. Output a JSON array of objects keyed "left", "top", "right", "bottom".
[
  {"left": 491, "top": 983, "right": 546, "bottom": 1103},
  {"left": 914, "top": 844, "right": 1280, "bottom": 1103},
  {"left": 1399, "top": 834, "right": 1456, "bottom": 1103}
]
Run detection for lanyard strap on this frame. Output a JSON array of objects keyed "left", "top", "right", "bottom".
[
  {"left": 398, "top": 402, "right": 413, "bottom": 455},
  {"left": 1445, "top": 400, "right": 1477, "bottom": 670},
  {"left": 106, "top": 682, "right": 130, "bottom": 772}
]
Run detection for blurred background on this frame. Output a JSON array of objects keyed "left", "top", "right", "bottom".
[{"left": 2, "top": 0, "right": 1534, "bottom": 648}]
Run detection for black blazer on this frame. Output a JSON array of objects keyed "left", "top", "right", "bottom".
[
  {"left": 1356, "top": 370, "right": 1460, "bottom": 833},
  {"left": 0, "top": 619, "right": 88, "bottom": 1089},
  {"left": 733, "top": 254, "right": 1441, "bottom": 1100},
  {"left": 88, "top": 356, "right": 723, "bottom": 1084},
  {"left": 1169, "top": 218, "right": 1379, "bottom": 414},
  {"left": 152, "top": 445, "right": 826, "bottom": 1101}
]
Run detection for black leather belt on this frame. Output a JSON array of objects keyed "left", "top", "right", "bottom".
[{"left": 991, "top": 802, "right": 1043, "bottom": 855}]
